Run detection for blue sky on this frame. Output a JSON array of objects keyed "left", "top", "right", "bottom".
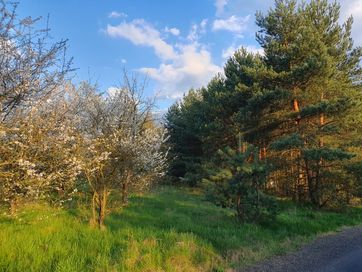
[{"left": 17, "top": 0, "right": 362, "bottom": 110}]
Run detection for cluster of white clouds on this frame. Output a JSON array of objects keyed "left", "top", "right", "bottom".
[
  {"left": 139, "top": 44, "right": 221, "bottom": 99},
  {"left": 212, "top": 15, "right": 250, "bottom": 34},
  {"left": 164, "top": 27, "right": 180, "bottom": 36},
  {"left": 213, "top": 0, "right": 251, "bottom": 35},
  {"left": 105, "top": 0, "right": 361, "bottom": 100},
  {"left": 106, "top": 19, "right": 175, "bottom": 61},
  {"left": 105, "top": 3, "right": 258, "bottom": 99},
  {"left": 187, "top": 19, "right": 208, "bottom": 42},
  {"left": 106, "top": 17, "right": 221, "bottom": 99}
]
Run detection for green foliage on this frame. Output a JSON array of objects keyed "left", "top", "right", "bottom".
[
  {"left": 205, "top": 146, "right": 277, "bottom": 223},
  {"left": 254, "top": 0, "right": 361, "bottom": 207},
  {"left": 165, "top": 0, "right": 362, "bottom": 210},
  {"left": 270, "top": 133, "right": 304, "bottom": 151},
  {"left": 345, "top": 162, "right": 362, "bottom": 197},
  {"left": 164, "top": 90, "right": 204, "bottom": 185},
  {"left": 1, "top": 187, "right": 362, "bottom": 270},
  {"left": 303, "top": 148, "right": 355, "bottom": 162}
]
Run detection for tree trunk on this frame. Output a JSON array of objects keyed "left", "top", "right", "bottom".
[
  {"left": 122, "top": 171, "right": 131, "bottom": 205},
  {"left": 293, "top": 99, "right": 301, "bottom": 125},
  {"left": 292, "top": 98, "right": 305, "bottom": 202},
  {"left": 90, "top": 190, "right": 107, "bottom": 229},
  {"left": 258, "top": 145, "right": 267, "bottom": 160},
  {"left": 305, "top": 159, "right": 320, "bottom": 208},
  {"left": 313, "top": 92, "right": 325, "bottom": 208},
  {"left": 262, "top": 145, "right": 267, "bottom": 160},
  {"left": 319, "top": 92, "right": 325, "bottom": 147},
  {"left": 236, "top": 194, "right": 244, "bottom": 222},
  {"left": 10, "top": 198, "right": 17, "bottom": 216},
  {"left": 91, "top": 192, "right": 97, "bottom": 226},
  {"left": 97, "top": 190, "right": 107, "bottom": 229}
]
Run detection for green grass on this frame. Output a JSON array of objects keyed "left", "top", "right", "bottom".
[{"left": 1, "top": 186, "right": 362, "bottom": 271}]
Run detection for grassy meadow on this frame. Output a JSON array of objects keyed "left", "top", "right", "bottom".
[{"left": 1, "top": 186, "right": 362, "bottom": 272}]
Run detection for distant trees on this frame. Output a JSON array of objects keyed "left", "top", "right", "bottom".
[
  {"left": 165, "top": 90, "right": 204, "bottom": 185},
  {"left": 165, "top": 0, "right": 362, "bottom": 218}
]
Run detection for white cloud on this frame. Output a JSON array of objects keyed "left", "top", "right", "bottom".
[
  {"left": 106, "top": 19, "right": 176, "bottom": 60},
  {"left": 215, "top": 0, "right": 228, "bottom": 17},
  {"left": 108, "top": 11, "right": 127, "bottom": 19},
  {"left": 165, "top": 26, "right": 180, "bottom": 36},
  {"left": 121, "top": 58, "right": 127, "bottom": 64},
  {"left": 222, "top": 44, "right": 264, "bottom": 59},
  {"left": 200, "top": 19, "right": 208, "bottom": 32},
  {"left": 212, "top": 15, "right": 250, "bottom": 34},
  {"left": 106, "top": 18, "right": 221, "bottom": 99},
  {"left": 187, "top": 19, "right": 208, "bottom": 41},
  {"left": 140, "top": 43, "right": 221, "bottom": 99},
  {"left": 187, "top": 24, "right": 199, "bottom": 41}
]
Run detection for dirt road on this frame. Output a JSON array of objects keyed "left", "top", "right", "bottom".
[{"left": 240, "top": 226, "right": 362, "bottom": 272}]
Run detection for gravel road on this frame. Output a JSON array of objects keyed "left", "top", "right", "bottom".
[{"left": 240, "top": 226, "right": 362, "bottom": 272}]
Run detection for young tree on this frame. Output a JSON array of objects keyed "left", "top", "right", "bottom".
[
  {"left": 75, "top": 76, "right": 167, "bottom": 228},
  {"left": 205, "top": 145, "right": 277, "bottom": 222}
]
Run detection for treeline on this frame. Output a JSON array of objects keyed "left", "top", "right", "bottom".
[
  {"left": 165, "top": 0, "right": 362, "bottom": 221},
  {"left": 0, "top": 1, "right": 166, "bottom": 228}
]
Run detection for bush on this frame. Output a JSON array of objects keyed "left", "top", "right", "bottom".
[{"left": 204, "top": 145, "right": 277, "bottom": 223}]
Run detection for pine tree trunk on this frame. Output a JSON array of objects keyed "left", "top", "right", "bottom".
[
  {"left": 293, "top": 99, "right": 301, "bottom": 124},
  {"left": 319, "top": 92, "right": 325, "bottom": 147},
  {"left": 242, "top": 142, "right": 247, "bottom": 153},
  {"left": 293, "top": 98, "right": 305, "bottom": 202},
  {"left": 313, "top": 92, "right": 325, "bottom": 208},
  {"left": 305, "top": 159, "right": 320, "bottom": 207},
  {"left": 262, "top": 145, "right": 267, "bottom": 160},
  {"left": 236, "top": 194, "right": 244, "bottom": 221},
  {"left": 258, "top": 144, "right": 267, "bottom": 160}
]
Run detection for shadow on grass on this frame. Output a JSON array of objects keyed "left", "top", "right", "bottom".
[
  {"left": 103, "top": 187, "right": 362, "bottom": 255},
  {"left": 59, "top": 186, "right": 362, "bottom": 258}
]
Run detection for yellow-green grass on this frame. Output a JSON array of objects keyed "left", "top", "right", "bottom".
[{"left": 1, "top": 186, "right": 362, "bottom": 271}]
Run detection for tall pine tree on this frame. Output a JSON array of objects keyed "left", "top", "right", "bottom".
[{"left": 254, "top": 0, "right": 361, "bottom": 207}]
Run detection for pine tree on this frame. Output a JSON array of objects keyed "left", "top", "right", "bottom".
[
  {"left": 254, "top": 0, "right": 361, "bottom": 207},
  {"left": 205, "top": 145, "right": 277, "bottom": 223},
  {"left": 164, "top": 89, "right": 204, "bottom": 185}
]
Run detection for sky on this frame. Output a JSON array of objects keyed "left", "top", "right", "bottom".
[{"left": 16, "top": 0, "right": 362, "bottom": 111}]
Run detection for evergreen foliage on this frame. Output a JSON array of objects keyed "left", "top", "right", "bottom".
[
  {"left": 205, "top": 145, "right": 277, "bottom": 222},
  {"left": 165, "top": 0, "right": 362, "bottom": 212}
]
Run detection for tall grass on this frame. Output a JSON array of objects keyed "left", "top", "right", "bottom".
[{"left": 1, "top": 186, "right": 362, "bottom": 271}]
